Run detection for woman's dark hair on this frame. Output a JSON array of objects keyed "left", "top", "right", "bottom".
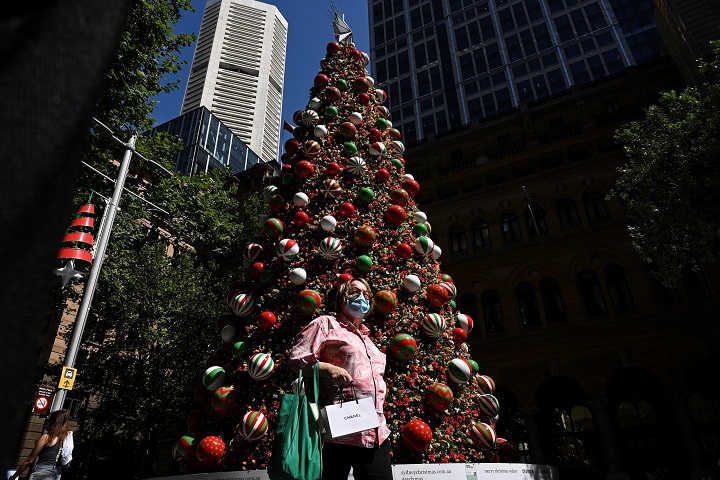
[{"left": 46, "top": 410, "right": 70, "bottom": 442}]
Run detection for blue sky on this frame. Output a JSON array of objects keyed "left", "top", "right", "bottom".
[{"left": 153, "top": 0, "right": 371, "bottom": 149}]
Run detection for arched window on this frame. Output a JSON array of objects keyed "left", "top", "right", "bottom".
[
  {"left": 682, "top": 266, "right": 713, "bottom": 300},
  {"left": 516, "top": 282, "right": 541, "bottom": 328},
  {"left": 540, "top": 277, "right": 567, "bottom": 323},
  {"left": 449, "top": 226, "right": 467, "bottom": 254},
  {"left": 616, "top": 401, "right": 657, "bottom": 429},
  {"left": 578, "top": 269, "right": 607, "bottom": 317},
  {"left": 583, "top": 191, "right": 608, "bottom": 222},
  {"left": 604, "top": 264, "right": 635, "bottom": 312},
  {"left": 501, "top": 213, "right": 522, "bottom": 242},
  {"left": 556, "top": 198, "right": 581, "bottom": 228},
  {"left": 472, "top": 220, "right": 491, "bottom": 248},
  {"left": 524, "top": 202, "right": 548, "bottom": 236},
  {"left": 646, "top": 265, "right": 682, "bottom": 305},
  {"left": 481, "top": 289, "right": 504, "bottom": 333}
]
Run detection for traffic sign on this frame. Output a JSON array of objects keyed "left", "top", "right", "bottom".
[{"left": 58, "top": 367, "right": 77, "bottom": 390}]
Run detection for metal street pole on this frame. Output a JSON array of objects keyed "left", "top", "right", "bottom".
[{"left": 51, "top": 135, "right": 137, "bottom": 412}]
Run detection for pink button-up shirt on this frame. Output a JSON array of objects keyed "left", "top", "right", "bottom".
[{"left": 289, "top": 313, "right": 391, "bottom": 448}]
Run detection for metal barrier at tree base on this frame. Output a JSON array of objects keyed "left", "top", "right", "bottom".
[{"left": 157, "top": 463, "right": 558, "bottom": 480}]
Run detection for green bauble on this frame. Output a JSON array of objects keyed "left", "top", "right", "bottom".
[
  {"left": 325, "top": 106, "right": 339, "bottom": 118},
  {"left": 335, "top": 79, "right": 348, "bottom": 91},
  {"left": 343, "top": 142, "right": 358, "bottom": 155},
  {"left": 413, "top": 223, "right": 429, "bottom": 236},
  {"left": 448, "top": 300, "right": 457, "bottom": 310},
  {"left": 259, "top": 269, "right": 274, "bottom": 286},
  {"left": 391, "top": 158, "right": 404, "bottom": 169},
  {"left": 282, "top": 173, "right": 294, "bottom": 186},
  {"left": 468, "top": 359, "right": 479, "bottom": 375},
  {"left": 356, "top": 255, "right": 373, "bottom": 273},
  {"left": 232, "top": 341, "right": 248, "bottom": 360},
  {"left": 376, "top": 118, "right": 390, "bottom": 130},
  {"left": 358, "top": 187, "right": 375, "bottom": 203}
]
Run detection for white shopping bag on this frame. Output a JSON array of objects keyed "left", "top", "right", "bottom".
[{"left": 320, "top": 395, "right": 380, "bottom": 439}]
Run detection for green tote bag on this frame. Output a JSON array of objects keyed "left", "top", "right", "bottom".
[{"left": 268, "top": 363, "right": 322, "bottom": 480}]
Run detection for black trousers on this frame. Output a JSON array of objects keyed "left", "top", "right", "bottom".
[{"left": 321, "top": 439, "right": 393, "bottom": 480}]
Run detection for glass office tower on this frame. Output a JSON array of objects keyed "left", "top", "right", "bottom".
[
  {"left": 150, "top": 106, "right": 264, "bottom": 177},
  {"left": 369, "top": 0, "right": 664, "bottom": 144}
]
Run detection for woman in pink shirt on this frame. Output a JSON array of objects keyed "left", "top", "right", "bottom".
[{"left": 289, "top": 278, "right": 392, "bottom": 480}]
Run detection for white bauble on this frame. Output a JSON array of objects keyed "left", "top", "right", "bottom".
[
  {"left": 289, "top": 267, "right": 307, "bottom": 285},
  {"left": 431, "top": 245, "right": 442, "bottom": 260},
  {"left": 349, "top": 112, "right": 363, "bottom": 125},
  {"left": 293, "top": 192, "right": 309, "bottom": 207},
  {"left": 307, "top": 97, "right": 321, "bottom": 110},
  {"left": 414, "top": 211, "right": 427, "bottom": 224},
  {"left": 320, "top": 215, "right": 337, "bottom": 232},
  {"left": 220, "top": 325, "right": 236, "bottom": 343},
  {"left": 403, "top": 274, "right": 421, "bottom": 292},
  {"left": 314, "top": 125, "right": 328, "bottom": 139}
]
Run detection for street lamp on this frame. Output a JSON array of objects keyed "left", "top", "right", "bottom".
[{"left": 51, "top": 119, "right": 172, "bottom": 411}]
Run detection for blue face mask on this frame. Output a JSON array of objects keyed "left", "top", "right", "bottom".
[{"left": 345, "top": 293, "right": 371, "bottom": 318}]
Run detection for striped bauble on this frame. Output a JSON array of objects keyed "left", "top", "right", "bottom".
[
  {"left": 345, "top": 156, "right": 367, "bottom": 175},
  {"left": 229, "top": 292, "right": 254, "bottom": 317},
  {"left": 241, "top": 411, "right": 268, "bottom": 441},
  {"left": 469, "top": 422, "right": 497, "bottom": 450},
  {"left": 317, "top": 237, "right": 343, "bottom": 260},
  {"left": 478, "top": 394, "right": 500, "bottom": 419},
  {"left": 389, "top": 333, "right": 417, "bottom": 361},
  {"left": 248, "top": 353, "right": 274, "bottom": 380},
  {"left": 448, "top": 358, "right": 473, "bottom": 384},
  {"left": 414, "top": 236, "right": 434, "bottom": 256},
  {"left": 457, "top": 313, "right": 474, "bottom": 333},
  {"left": 276, "top": 238, "right": 299, "bottom": 261},
  {"left": 476, "top": 375, "right": 496, "bottom": 395},
  {"left": 202, "top": 366, "right": 225, "bottom": 391},
  {"left": 321, "top": 178, "right": 342, "bottom": 198},
  {"left": 421, "top": 313, "right": 446, "bottom": 337}
]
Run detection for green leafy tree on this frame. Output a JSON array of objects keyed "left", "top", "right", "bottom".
[
  {"left": 45, "top": 0, "right": 268, "bottom": 477},
  {"left": 611, "top": 41, "right": 720, "bottom": 285}
]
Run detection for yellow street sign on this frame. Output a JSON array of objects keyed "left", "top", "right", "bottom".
[{"left": 58, "top": 367, "right": 77, "bottom": 390}]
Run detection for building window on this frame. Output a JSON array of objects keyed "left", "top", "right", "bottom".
[
  {"left": 482, "top": 289, "right": 504, "bottom": 333},
  {"left": 604, "top": 263, "right": 635, "bottom": 312},
  {"left": 459, "top": 293, "right": 481, "bottom": 337},
  {"left": 578, "top": 269, "right": 607, "bottom": 317},
  {"left": 502, "top": 213, "right": 522, "bottom": 243},
  {"left": 525, "top": 202, "right": 548, "bottom": 236},
  {"left": 540, "top": 277, "right": 567, "bottom": 323},
  {"left": 450, "top": 226, "right": 468, "bottom": 254},
  {"left": 556, "top": 198, "right": 581, "bottom": 228},
  {"left": 583, "top": 191, "right": 608, "bottom": 222},
  {"left": 681, "top": 267, "right": 713, "bottom": 300},
  {"left": 472, "top": 220, "right": 491, "bottom": 248},
  {"left": 517, "top": 282, "right": 541, "bottom": 328}
]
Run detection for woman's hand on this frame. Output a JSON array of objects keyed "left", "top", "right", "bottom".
[{"left": 306, "top": 362, "right": 352, "bottom": 384}]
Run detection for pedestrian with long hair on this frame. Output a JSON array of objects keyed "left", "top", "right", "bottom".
[{"left": 11, "top": 410, "right": 70, "bottom": 479}]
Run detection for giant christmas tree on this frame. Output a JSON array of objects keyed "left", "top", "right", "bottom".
[{"left": 173, "top": 38, "right": 501, "bottom": 472}]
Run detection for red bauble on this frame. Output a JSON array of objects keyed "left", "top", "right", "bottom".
[
  {"left": 281, "top": 164, "right": 293, "bottom": 174},
  {"left": 338, "top": 202, "right": 356, "bottom": 218},
  {"left": 426, "top": 284, "right": 450, "bottom": 307},
  {"left": 258, "top": 311, "right": 277, "bottom": 330},
  {"left": 326, "top": 41, "right": 342, "bottom": 55},
  {"left": 452, "top": 327, "right": 468, "bottom": 345},
  {"left": 314, "top": 73, "right": 329, "bottom": 89},
  {"left": 196, "top": 436, "right": 225, "bottom": 466},
  {"left": 295, "top": 160, "right": 315, "bottom": 180},
  {"left": 358, "top": 93, "right": 371, "bottom": 105},
  {"left": 280, "top": 152, "right": 291, "bottom": 165},
  {"left": 284, "top": 138, "right": 300, "bottom": 155},
  {"left": 293, "top": 211, "right": 310, "bottom": 227},
  {"left": 337, "top": 273, "right": 353, "bottom": 284},
  {"left": 385, "top": 204, "right": 407, "bottom": 225},
  {"left": 350, "top": 49, "right": 363, "bottom": 61},
  {"left": 389, "top": 188, "right": 409, "bottom": 206},
  {"left": 194, "top": 384, "right": 212, "bottom": 405},
  {"left": 402, "top": 178, "right": 421, "bottom": 197},
  {"left": 375, "top": 168, "right": 390, "bottom": 183},
  {"left": 250, "top": 262, "right": 264, "bottom": 278},
  {"left": 268, "top": 195, "right": 286, "bottom": 213},
  {"left": 396, "top": 243, "right": 413, "bottom": 259},
  {"left": 402, "top": 419, "right": 433, "bottom": 452},
  {"left": 369, "top": 128, "right": 382, "bottom": 142},
  {"left": 397, "top": 157, "right": 406, "bottom": 166},
  {"left": 325, "top": 161, "right": 342, "bottom": 177}
]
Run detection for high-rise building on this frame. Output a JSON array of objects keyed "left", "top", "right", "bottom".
[
  {"left": 369, "top": 0, "right": 720, "bottom": 478},
  {"left": 369, "top": 0, "right": 665, "bottom": 145},
  {"left": 181, "top": 0, "right": 288, "bottom": 163}
]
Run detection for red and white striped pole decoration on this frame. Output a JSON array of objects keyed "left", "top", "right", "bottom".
[{"left": 55, "top": 203, "right": 96, "bottom": 287}]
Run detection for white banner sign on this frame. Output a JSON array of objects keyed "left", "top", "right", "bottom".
[{"left": 158, "top": 463, "right": 556, "bottom": 480}]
